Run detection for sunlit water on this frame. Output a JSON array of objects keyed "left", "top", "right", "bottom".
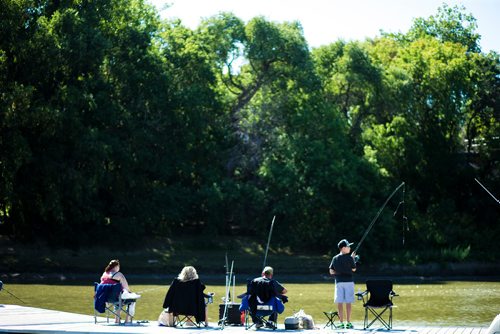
[{"left": 1, "top": 281, "right": 498, "bottom": 327}]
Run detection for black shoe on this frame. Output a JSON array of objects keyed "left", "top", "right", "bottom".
[{"left": 265, "top": 322, "right": 276, "bottom": 329}]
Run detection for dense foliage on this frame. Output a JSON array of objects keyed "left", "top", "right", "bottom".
[{"left": 1, "top": 1, "right": 498, "bottom": 262}]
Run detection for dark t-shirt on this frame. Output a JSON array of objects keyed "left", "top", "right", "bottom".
[
  {"left": 250, "top": 276, "right": 285, "bottom": 298},
  {"left": 329, "top": 253, "right": 356, "bottom": 283}
]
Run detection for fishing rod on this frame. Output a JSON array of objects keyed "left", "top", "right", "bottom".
[
  {"left": 0, "top": 280, "right": 26, "bottom": 304},
  {"left": 219, "top": 260, "right": 234, "bottom": 330},
  {"left": 475, "top": 178, "right": 500, "bottom": 205},
  {"left": 353, "top": 182, "right": 406, "bottom": 254},
  {"left": 223, "top": 252, "right": 235, "bottom": 303},
  {"left": 262, "top": 215, "right": 276, "bottom": 270}
]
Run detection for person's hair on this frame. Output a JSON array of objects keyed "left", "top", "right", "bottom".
[
  {"left": 178, "top": 266, "right": 199, "bottom": 282},
  {"left": 104, "top": 259, "right": 120, "bottom": 273},
  {"left": 262, "top": 266, "right": 273, "bottom": 277}
]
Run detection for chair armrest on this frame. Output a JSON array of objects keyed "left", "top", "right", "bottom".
[
  {"left": 355, "top": 290, "right": 368, "bottom": 297},
  {"left": 204, "top": 292, "right": 214, "bottom": 304},
  {"left": 390, "top": 291, "right": 399, "bottom": 297}
]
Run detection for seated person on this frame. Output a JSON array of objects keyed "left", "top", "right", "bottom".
[
  {"left": 100, "top": 259, "right": 140, "bottom": 323},
  {"left": 245, "top": 266, "right": 287, "bottom": 328},
  {"left": 162, "top": 266, "right": 212, "bottom": 326}
]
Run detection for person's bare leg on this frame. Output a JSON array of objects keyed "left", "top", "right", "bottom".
[
  {"left": 337, "top": 303, "right": 344, "bottom": 322},
  {"left": 346, "top": 303, "right": 352, "bottom": 323}
]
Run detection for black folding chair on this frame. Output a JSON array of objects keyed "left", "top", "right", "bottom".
[
  {"left": 356, "top": 280, "right": 398, "bottom": 330},
  {"left": 173, "top": 293, "right": 214, "bottom": 328},
  {"left": 163, "top": 278, "right": 214, "bottom": 328}
]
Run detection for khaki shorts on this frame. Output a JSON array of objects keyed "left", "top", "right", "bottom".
[{"left": 334, "top": 282, "right": 355, "bottom": 303}]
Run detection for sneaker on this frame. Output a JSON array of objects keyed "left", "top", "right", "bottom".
[
  {"left": 265, "top": 321, "right": 276, "bottom": 329},
  {"left": 121, "top": 291, "right": 141, "bottom": 299},
  {"left": 338, "top": 323, "right": 345, "bottom": 329},
  {"left": 255, "top": 323, "right": 264, "bottom": 329},
  {"left": 346, "top": 322, "right": 354, "bottom": 329}
]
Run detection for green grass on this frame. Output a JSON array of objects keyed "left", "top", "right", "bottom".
[{"left": 1, "top": 281, "right": 498, "bottom": 327}]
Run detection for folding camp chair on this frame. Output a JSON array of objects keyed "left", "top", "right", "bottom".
[
  {"left": 93, "top": 282, "right": 138, "bottom": 324},
  {"left": 173, "top": 293, "right": 214, "bottom": 328},
  {"left": 239, "top": 278, "right": 285, "bottom": 330},
  {"left": 163, "top": 278, "right": 214, "bottom": 328},
  {"left": 356, "top": 280, "right": 398, "bottom": 330},
  {"left": 323, "top": 311, "right": 339, "bottom": 329},
  {"left": 240, "top": 295, "right": 282, "bottom": 330}
]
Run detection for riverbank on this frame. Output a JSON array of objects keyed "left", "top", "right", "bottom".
[
  {"left": 2, "top": 272, "right": 500, "bottom": 285},
  {"left": 1, "top": 236, "right": 498, "bottom": 282}
]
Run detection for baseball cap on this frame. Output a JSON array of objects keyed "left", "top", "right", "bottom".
[{"left": 338, "top": 239, "right": 354, "bottom": 249}]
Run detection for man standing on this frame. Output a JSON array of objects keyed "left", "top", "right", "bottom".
[{"left": 329, "top": 239, "right": 357, "bottom": 329}]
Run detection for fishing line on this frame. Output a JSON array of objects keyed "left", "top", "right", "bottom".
[
  {"left": 393, "top": 183, "right": 408, "bottom": 245},
  {"left": 136, "top": 286, "right": 166, "bottom": 294},
  {"left": 353, "top": 182, "right": 406, "bottom": 254},
  {"left": 475, "top": 178, "right": 500, "bottom": 205},
  {"left": 0, "top": 281, "right": 26, "bottom": 304}
]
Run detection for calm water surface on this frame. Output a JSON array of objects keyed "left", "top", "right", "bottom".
[{"left": 1, "top": 281, "right": 498, "bottom": 327}]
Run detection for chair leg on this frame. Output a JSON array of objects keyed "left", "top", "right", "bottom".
[
  {"left": 389, "top": 307, "right": 393, "bottom": 329},
  {"left": 365, "top": 306, "right": 392, "bottom": 330},
  {"left": 174, "top": 315, "right": 181, "bottom": 327},
  {"left": 323, "top": 311, "right": 339, "bottom": 329},
  {"left": 117, "top": 300, "right": 123, "bottom": 324},
  {"left": 174, "top": 315, "right": 201, "bottom": 328},
  {"left": 244, "top": 310, "right": 252, "bottom": 330}
]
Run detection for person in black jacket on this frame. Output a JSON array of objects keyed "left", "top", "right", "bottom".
[{"left": 162, "top": 266, "right": 211, "bottom": 326}]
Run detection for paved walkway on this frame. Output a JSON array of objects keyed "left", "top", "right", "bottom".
[{"left": 0, "top": 304, "right": 490, "bottom": 334}]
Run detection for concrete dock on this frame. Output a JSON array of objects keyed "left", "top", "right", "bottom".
[{"left": 0, "top": 304, "right": 490, "bottom": 334}]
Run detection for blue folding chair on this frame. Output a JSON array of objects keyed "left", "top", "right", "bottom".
[
  {"left": 93, "top": 282, "right": 136, "bottom": 324},
  {"left": 239, "top": 288, "right": 284, "bottom": 330}
]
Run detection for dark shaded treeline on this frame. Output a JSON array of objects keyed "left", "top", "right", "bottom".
[{"left": 0, "top": 1, "right": 498, "bottom": 263}]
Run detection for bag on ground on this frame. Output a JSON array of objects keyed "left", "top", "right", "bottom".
[
  {"left": 284, "top": 316, "right": 300, "bottom": 330},
  {"left": 293, "top": 309, "right": 316, "bottom": 330},
  {"left": 158, "top": 309, "right": 174, "bottom": 326}
]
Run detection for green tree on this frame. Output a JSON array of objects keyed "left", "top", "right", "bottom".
[
  {"left": 360, "top": 6, "right": 499, "bottom": 256},
  {"left": 313, "top": 41, "right": 383, "bottom": 151},
  {"left": 402, "top": 4, "right": 481, "bottom": 53},
  {"left": 0, "top": 0, "right": 173, "bottom": 245}
]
